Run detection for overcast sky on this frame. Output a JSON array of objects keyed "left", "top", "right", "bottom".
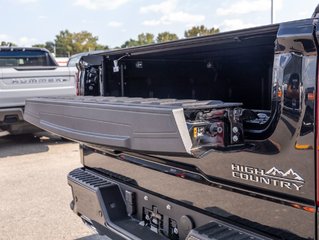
[{"left": 0, "top": 0, "right": 318, "bottom": 48}]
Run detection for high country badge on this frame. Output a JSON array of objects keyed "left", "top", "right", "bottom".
[{"left": 231, "top": 164, "right": 304, "bottom": 191}]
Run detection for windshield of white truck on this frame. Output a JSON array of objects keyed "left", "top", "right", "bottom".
[{"left": 0, "top": 50, "right": 57, "bottom": 67}]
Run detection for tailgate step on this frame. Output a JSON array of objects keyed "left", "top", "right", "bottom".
[
  {"left": 68, "top": 168, "right": 167, "bottom": 240},
  {"left": 25, "top": 96, "right": 244, "bottom": 157},
  {"left": 187, "top": 221, "right": 265, "bottom": 240}
]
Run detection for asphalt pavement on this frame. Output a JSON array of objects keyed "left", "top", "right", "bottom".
[{"left": 0, "top": 133, "right": 107, "bottom": 240}]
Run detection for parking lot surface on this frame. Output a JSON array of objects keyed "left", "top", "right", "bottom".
[{"left": 0, "top": 134, "right": 106, "bottom": 240}]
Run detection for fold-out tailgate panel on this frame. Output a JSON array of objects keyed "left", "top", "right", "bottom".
[{"left": 24, "top": 96, "right": 193, "bottom": 155}]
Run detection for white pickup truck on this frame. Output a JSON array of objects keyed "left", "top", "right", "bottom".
[{"left": 0, "top": 47, "right": 76, "bottom": 134}]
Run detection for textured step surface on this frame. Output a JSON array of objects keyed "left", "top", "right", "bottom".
[{"left": 186, "top": 221, "right": 270, "bottom": 240}]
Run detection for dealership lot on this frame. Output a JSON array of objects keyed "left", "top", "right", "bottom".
[{"left": 0, "top": 134, "right": 107, "bottom": 240}]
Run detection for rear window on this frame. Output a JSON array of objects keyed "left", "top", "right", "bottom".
[
  {"left": 0, "top": 50, "right": 57, "bottom": 67},
  {"left": 67, "top": 55, "right": 81, "bottom": 67}
]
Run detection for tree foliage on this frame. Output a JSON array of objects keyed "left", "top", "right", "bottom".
[
  {"left": 137, "top": 33, "right": 155, "bottom": 45},
  {"left": 1, "top": 41, "right": 17, "bottom": 47},
  {"left": 184, "top": 25, "right": 219, "bottom": 38},
  {"left": 121, "top": 39, "right": 139, "bottom": 48},
  {"left": 156, "top": 32, "right": 178, "bottom": 43},
  {"left": 54, "top": 30, "right": 108, "bottom": 57},
  {"left": 33, "top": 41, "right": 55, "bottom": 52},
  {"left": 32, "top": 30, "right": 107, "bottom": 57},
  {"left": 120, "top": 26, "right": 218, "bottom": 48},
  {"left": 121, "top": 33, "right": 155, "bottom": 48},
  {"left": 23, "top": 25, "right": 221, "bottom": 56}
]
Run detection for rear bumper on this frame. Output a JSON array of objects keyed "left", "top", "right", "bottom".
[
  {"left": 0, "top": 108, "right": 40, "bottom": 134},
  {"left": 68, "top": 167, "right": 270, "bottom": 240},
  {"left": 0, "top": 108, "right": 24, "bottom": 123}
]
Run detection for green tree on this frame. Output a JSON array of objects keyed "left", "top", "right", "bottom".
[
  {"left": 121, "top": 39, "right": 139, "bottom": 48},
  {"left": 54, "top": 30, "right": 74, "bottom": 57},
  {"left": 32, "top": 43, "right": 45, "bottom": 48},
  {"left": 1, "top": 41, "right": 17, "bottom": 46},
  {"left": 184, "top": 25, "right": 219, "bottom": 38},
  {"left": 54, "top": 30, "right": 108, "bottom": 57},
  {"left": 137, "top": 33, "right": 155, "bottom": 45},
  {"left": 33, "top": 41, "right": 55, "bottom": 53},
  {"left": 121, "top": 33, "right": 155, "bottom": 48},
  {"left": 156, "top": 32, "right": 178, "bottom": 43}
]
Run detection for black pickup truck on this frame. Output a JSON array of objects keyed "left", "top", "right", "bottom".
[{"left": 24, "top": 8, "right": 319, "bottom": 240}]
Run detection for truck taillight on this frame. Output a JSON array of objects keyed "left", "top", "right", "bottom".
[
  {"left": 75, "top": 72, "right": 79, "bottom": 96},
  {"left": 317, "top": 67, "right": 319, "bottom": 206}
]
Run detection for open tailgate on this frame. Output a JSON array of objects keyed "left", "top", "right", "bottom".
[{"left": 24, "top": 96, "right": 243, "bottom": 157}]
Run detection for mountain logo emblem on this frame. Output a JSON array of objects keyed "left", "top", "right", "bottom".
[
  {"left": 265, "top": 167, "right": 304, "bottom": 181},
  {"left": 231, "top": 164, "right": 305, "bottom": 191}
]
